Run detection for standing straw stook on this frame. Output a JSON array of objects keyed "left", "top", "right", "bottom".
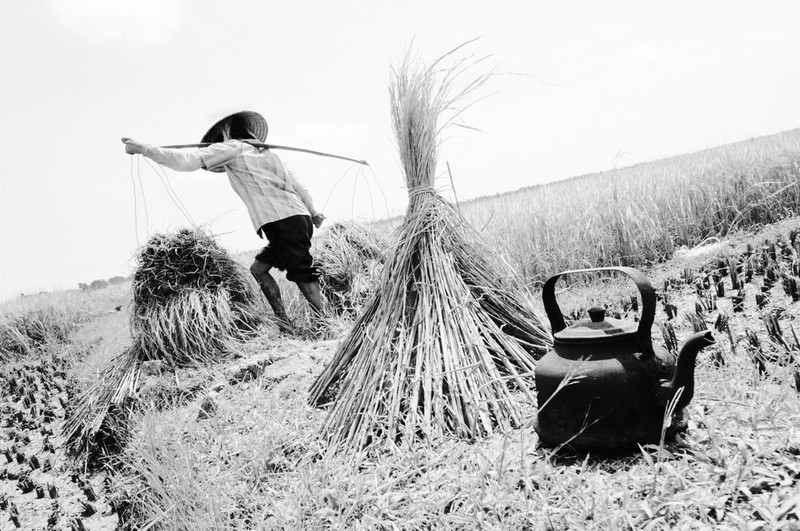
[{"left": 309, "top": 41, "right": 552, "bottom": 455}]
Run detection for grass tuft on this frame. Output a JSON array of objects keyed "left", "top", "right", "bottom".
[{"left": 0, "top": 293, "right": 91, "bottom": 359}]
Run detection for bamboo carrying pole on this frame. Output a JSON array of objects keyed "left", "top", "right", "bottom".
[{"left": 160, "top": 142, "right": 369, "bottom": 166}]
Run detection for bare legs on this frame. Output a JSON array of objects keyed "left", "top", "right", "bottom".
[
  {"left": 250, "top": 260, "right": 293, "bottom": 331},
  {"left": 296, "top": 281, "right": 325, "bottom": 315},
  {"left": 250, "top": 259, "right": 326, "bottom": 332}
]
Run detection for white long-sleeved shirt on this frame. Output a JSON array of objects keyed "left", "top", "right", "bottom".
[{"left": 142, "top": 140, "right": 318, "bottom": 231}]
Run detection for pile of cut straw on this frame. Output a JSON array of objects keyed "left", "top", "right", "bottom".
[
  {"left": 65, "top": 228, "right": 266, "bottom": 459},
  {"left": 130, "top": 228, "right": 265, "bottom": 364},
  {"left": 309, "top": 42, "right": 551, "bottom": 453},
  {"left": 316, "top": 221, "right": 386, "bottom": 315}
]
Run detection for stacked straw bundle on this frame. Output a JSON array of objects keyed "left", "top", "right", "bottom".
[
  {"left": 130, "top": 228, "right": 265, "bottom": 364},
  {"left": 309, "top": 43, "right": 551, "bottom": 453},
  {"left": 65, "top": 228, "right": 265, "bottom": 458},
  {"left": 316, "top": 221, "right": 386, "bottom": 315}
]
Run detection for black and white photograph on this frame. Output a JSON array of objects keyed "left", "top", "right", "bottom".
[{"left": 1, "top": 2, "right": 799, "bottom": 529}]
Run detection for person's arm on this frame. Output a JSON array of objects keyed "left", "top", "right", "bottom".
[
  {"left": 144, "top": 145, "right": 205, "bottom": 171},
  {"left": 284, "top": 166, "right": 325, "bottom": 227},
  {"left": 121, "top": 138, "right": 237, "bottom": 172}
]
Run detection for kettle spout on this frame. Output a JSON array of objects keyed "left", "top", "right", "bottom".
[{"left": 654, "top": 330, "right": 715, "bottom": 412}]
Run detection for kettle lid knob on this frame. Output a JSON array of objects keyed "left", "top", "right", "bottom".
[{"left": 588, "top": 306, "right": 606, "bottom": 322}]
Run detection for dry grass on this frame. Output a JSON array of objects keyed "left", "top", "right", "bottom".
[
  {"left": 113, "top": 314, "right": 799, "bottom": 530},
  {"left": 315, "top": 221, "right": 387, "bottom": 315},
  {"left": 0, "top": 291, "right": 96, "bottom": 359},
  {"left": 460, "top": 129, "right": 800, "bottom": 283}
]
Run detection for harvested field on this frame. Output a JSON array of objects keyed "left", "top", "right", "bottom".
[
  {"left": 5, "top": 215, "right": 800, "bottom": 529},
  {"left": 3, "top": 189, "right": 800, "bottom": 530},
  {"left": 3, "top": 130, "right": 800, "bottom": 531}
]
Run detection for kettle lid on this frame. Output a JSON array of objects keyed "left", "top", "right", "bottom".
[
  {"left": 553, "top": 306, "right": 637, "bottom": 342},
  {"left": 543, "top": 268, "right": 657, "bottom": 355}
]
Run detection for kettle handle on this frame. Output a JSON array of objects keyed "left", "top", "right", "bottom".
[{"left": 542, "top": 266, "right": 656, "bottom": 357}]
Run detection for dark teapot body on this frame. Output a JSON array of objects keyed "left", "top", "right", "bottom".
[{"left": 536, "top": 331, "right": 675, "bottom": 452}]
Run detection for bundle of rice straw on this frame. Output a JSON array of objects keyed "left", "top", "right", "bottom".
[
  {"left": 130, "top": 228, "right": 265, "bottom": 363},
  {"left": 316, "top": 221, "right": 386, "bottom": 315},
  {"left": 309, "top": 42, "right": 551, "bottom": 453},
  {"left": 65, "top": 228, "right": 266, "bottom": 458}
]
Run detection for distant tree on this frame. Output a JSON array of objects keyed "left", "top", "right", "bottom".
[
  {"left": 108, "top": 276, "right": 127, "bottom": 285},
  {"left": 89, "top": 279, "right": 109, "bottom": 290},
  {"left": 78, "top": 283, "right": 89, "bottom": 291}
]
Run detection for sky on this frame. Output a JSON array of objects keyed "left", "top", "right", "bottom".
[{"left": 2, "top": 1, "right": 800, "bottom": 301}]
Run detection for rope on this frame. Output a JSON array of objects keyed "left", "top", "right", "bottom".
[
  {"left": 130, "top": 156, "right": 140, "bottom": 247},
  {"left": 130, "top": 155, "right": 197, "bottom": 250},
  {"left": 133, "top": 156, "right": 150, "bottom": 243},
  {"left": 142, "top": 157, "right": 197, "bottom": 228},
  {"left": 319, "top": 162, "right": 389, "bottom": 222}
]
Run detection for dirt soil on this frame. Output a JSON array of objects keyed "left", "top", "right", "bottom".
[{"left": 0, "top": 309, "right": 128, "bottom": 530}]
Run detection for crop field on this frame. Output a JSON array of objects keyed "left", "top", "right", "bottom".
[
  {"left": 461, "top": 129, "right": 800, "bottom": 284},
  {"left": 2, "top": 129, "right": 800, "bottom": 530}
]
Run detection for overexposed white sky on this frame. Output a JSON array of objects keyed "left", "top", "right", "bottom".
[{"left": 2, "top": 1, "right": 799, "bottom": 301}]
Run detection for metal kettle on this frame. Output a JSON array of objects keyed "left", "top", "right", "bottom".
[{"left": 534, "top": 267, "right": 715, "bottom": 452}]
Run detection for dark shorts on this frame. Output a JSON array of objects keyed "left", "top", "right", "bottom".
[{"left": 255, "top": 215, "right": 319, "bottom": 282}]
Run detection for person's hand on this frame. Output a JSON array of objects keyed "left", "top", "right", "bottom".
[
  {"left": 311, "top": 213, "right": 325, "bottom": 228},
  {"left": 121, "top": 137, "right": 146, "bottom": 155}
]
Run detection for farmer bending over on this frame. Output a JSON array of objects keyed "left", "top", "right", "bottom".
[{"left": 122, "top": 111, "right": 325, "bottom": 332}]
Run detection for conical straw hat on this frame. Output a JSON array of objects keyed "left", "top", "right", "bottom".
[{"left": 201, "top": 111, "right": 268, "bottom": 144}]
